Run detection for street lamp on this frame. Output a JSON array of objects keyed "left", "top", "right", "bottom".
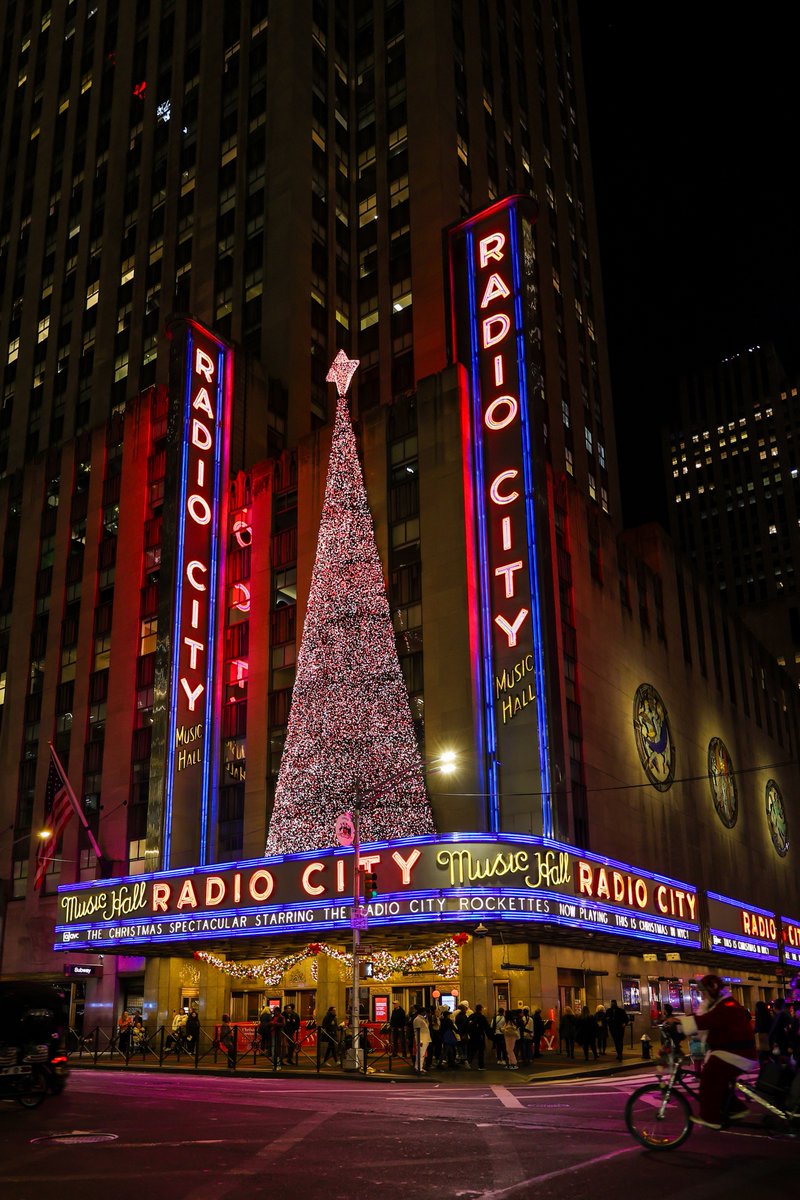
[
  {"left": 0, "top": 828, "right": 53, "bottom": 972},
  {"left": 1, "top": 826, "right": 53, "bottom": 851},
  {"left": 343, "top": 749, "right": 458, "bottom": 1072}
]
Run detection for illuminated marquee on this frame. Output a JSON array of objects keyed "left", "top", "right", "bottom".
[
  {"left": 53, "top": 833, "right": 701, "bottom": 951},
  {"left": 707, "top": 890, "right": 780, "bottom": 962},
  {"left": 448, "top": 197, "right": 555, "bottom": 834},
  {"left": 164, "top": 322, "right": 232, "bottom": 865},
  {"left": 781, "top": 915, "right": 800, "bottom": 967}
]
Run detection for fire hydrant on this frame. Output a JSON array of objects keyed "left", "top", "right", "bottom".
[{"left": 641, "top": 1033, "right": 652, "bottom": 1060}]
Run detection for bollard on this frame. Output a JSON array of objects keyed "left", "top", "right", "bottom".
[{"left": 641, "top": 1033, "right": 652, "bottom": 1060}]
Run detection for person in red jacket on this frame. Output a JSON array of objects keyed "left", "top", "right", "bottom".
[{"left": 665, "top": 974, "right": 756, "bottom": 1129}]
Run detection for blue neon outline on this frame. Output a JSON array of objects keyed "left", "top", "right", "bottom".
[
  {"left": 199, "top": 345, "right": 226, "bottom": 863},
  {"left": 54, "top": 830, "right": 708, "bottom": 953},
  {"left": 709, "top": 929, "right": 780, "bottom": 963},
  {"left": 780, "top": 914, "right": 800, "bottom": 964},
  {"left": 509, "top": 204, "right": 552, "bottom": 836},
  {"left": 53, "top": 883, "right": 701, "bottom": 935},
  {"left": 53, "top": 913, "right": 701, "bottom": 953},
  {"left": 706, "top": 890, "right": 777, "bottom": 919},
  {"left": 56, "top": 830, "right": 701, "bottom": 892},
  {"left": 465, "top": 228, "right": 500, "bottom": 829},
  {"left": 163, "top": 329, "right": 195, "bottom": 866}
]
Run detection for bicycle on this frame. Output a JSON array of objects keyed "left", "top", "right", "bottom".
[
  {"left": 625, "top": 1031, "right": 703, "bottom": 1149},
  {"left": 624, "top": 1028, "right": 799, "bottom": 1149}
]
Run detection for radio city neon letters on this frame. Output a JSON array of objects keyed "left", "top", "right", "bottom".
[
  {"left": 742, "top": 910, "right": 777, "bottom": 941},
  {"left": 178, "top": 349, "right": 218, "bottom": 714},
  {"left": 162, "top": 322, "right": 231, "bottom": 868},
  {"left": 476, "top": 230, "right": 530, "bottom": 650}
]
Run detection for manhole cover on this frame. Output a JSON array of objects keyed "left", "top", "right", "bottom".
[{"left": 32, "top": 1133, "right": 119, "bottom": 1146}]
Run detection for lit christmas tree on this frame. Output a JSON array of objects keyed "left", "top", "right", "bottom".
[{"left": 265, "top": 352, "right": 436, "bottom": 855}]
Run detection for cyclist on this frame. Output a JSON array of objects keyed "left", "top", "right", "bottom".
[{"left": 663, "top": 974, "right": 756, "bottom": 1129}]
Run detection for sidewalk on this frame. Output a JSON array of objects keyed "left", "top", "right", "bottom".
[{"left": 67, "top": 1044, "right": 649, "bottom": 1086}]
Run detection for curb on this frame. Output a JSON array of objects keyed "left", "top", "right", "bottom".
[{"left": 66, "top": 1056, "right": 647, "bottom": 1086}]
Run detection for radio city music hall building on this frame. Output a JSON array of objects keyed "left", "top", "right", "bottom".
[
  {"left": 1, "top": 197, "right": 798, "bottom": 1040},
  {"left": 0, "top": 2, "right": 797, "bottom": 1037}
]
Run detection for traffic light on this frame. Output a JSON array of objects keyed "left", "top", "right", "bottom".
[{"left": 363, "top": 871, "right": 378, "bottom": 899}]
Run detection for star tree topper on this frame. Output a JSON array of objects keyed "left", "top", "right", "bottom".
[
  {"left": 265, "top": 341, "right": 435, "bottom": 855},
  {"left": 326, "top": 349, "right": 360, "bottom": 397}
]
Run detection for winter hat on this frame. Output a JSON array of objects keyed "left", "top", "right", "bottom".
[{"left": 699, "top": 974, "right": 723, "bottom": 994}]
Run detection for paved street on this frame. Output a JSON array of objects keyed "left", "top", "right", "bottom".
[{"left": 0, "top": 1067, "right": 796, "bottom": 1199}]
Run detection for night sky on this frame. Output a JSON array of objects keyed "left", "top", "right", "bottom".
[{"left": 578, "top": 3, "right": 800, "bottom": 527}]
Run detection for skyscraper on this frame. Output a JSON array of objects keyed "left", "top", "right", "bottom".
[
  {"left": 664, "top": 344, "right": 800, "bottom": 680},
  {"left": 0, "top": 0, "right": 618, "bottom": 514}
]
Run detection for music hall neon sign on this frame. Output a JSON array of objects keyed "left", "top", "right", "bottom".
[
  {"left": 53, "top": 833, "right": 701, "bottom": 951},
  {"left": 449, "top": 197, "right": 552, "bottom": 834},
  {"left": 164, "top": 322, "right": 232, "bottom": 866}
]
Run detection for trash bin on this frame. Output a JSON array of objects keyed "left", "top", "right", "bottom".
[{"left": 641, "top": 1033, "right": 652, "bottom": 1060}]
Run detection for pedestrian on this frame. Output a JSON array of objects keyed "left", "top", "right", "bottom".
[
  {"left": 491, "top": 1007, "right": 508, "bottom": 1066},
  {"left": 440, "top": 1010, "right": 459, "bottom": 1068},
  {"left": 753, "top": 1000, "right": 771, "bottom": 1062},
  {"left": 117, "top": 1010, "right": 133, "bottom": 1057},
  {"left": 269, "top": 1005, "right": 285, "bottom": 1068},
  {"left": 532, "top": 1007, "right": 544, "bottom": 1059},
  {"left": 594, "top": 1004, "right": 608, "bottom": 1055},
  {"left": 787, "top": 1002, "right": 799, "bottom": 1057},
  {"left": 467, "top": 1003, "right": 492, "bottom": 1070},
  {"left": 165, "top": 1008, "right": 187, "bottom": 1054},
  {"left": 501, "top": 1010, "right": 519, "bottom": 1069},
  {"left": 428, "top": 1001, "right": 444, "bottom": 1066},
  {"left": 455, "top": 1001, "right": 471, "bottom": 1067},
  {"left": 219, "top": 1013, "right": 236, "bottom": 1069},
  {"left": 185, "top": 1006, "right": 200, "bottom": 1053},
  {"left": 389, "top": 1000, "right": 407, "bottom": 1056},
  {"left": 320, "top": 1005, "right": 339, "bottom": 1064},
  {"left": 258, "top": 1005, "right": 271, "bottom": 1053},
  {"left": 519, "top": 1006, "right": 534, "bottom": 1065},
  {"left": 577, "top": 1004, "right": 598, "bottom": 1061},
  {"left": 131, "top": 1013, "right": 146, "bottom": 1053},
  {"left": 405, "top": 1006, "right": 416, "bottom": 1056},
  {"left": 283, "top": 1004, "right": 301, "bottom": 1064},
  {"left": 768, "top": 998, "right": 792, "bottom": 1057},
  {"left": 559, "top": 1005, "right": 576, "bottom": 1058},
  {"left": 413, "top": 1006, "right": 431, "bottom": 1073},
  {"left": 606, "top": 999, "right": 629, "bottom": 1061}
]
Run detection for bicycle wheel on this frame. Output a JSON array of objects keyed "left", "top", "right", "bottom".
[{"left": 625, "top": 1083, "right": 693, "bottom": 1149}]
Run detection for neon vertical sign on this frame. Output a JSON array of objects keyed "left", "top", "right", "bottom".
[
  {"left": 163, "top": 322, "right": 231, "bottom": 867},
  {"left": 448, "top": 197, "right": 554, "bottom": 836}
]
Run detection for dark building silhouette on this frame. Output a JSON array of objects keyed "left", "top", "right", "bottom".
[{"left": 664, "top": 344, "right": 800, "bottom": 680}]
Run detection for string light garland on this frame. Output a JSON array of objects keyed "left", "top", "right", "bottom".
[
  {"left": 266, "top": 354, "right": 435, "bottom": 854},
  {"left": 194, "top": 936, "right": 466, "bottom": 986}
]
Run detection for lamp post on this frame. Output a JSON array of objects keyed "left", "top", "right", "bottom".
[
  {"left": 342, "top": 750, "right": 458, "bottom": 1072},
  {"left": 347, "top": 788, "right": 364, "bottom": 1071},
  {"left": 0, "top": 828, "right": 52, "bottom": 974}
]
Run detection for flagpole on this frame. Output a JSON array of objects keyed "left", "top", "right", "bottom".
[{"left": 48, "top": 742, "right": 105, "bottom": 864}]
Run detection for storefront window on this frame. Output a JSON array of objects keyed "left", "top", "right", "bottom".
[
  {"left": 667, "top": 979, "right": 683, "bottom": 1009},
  {"left": 621, "top": 977, "right": 641, "bottom": 1012},
  {"left": 648, "top": 981, "right": 661, "bottom": 1021}
]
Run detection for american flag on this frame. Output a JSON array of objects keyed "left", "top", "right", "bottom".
[{"left": 34, "top": 746, "right": 84, "bottom": 890}]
